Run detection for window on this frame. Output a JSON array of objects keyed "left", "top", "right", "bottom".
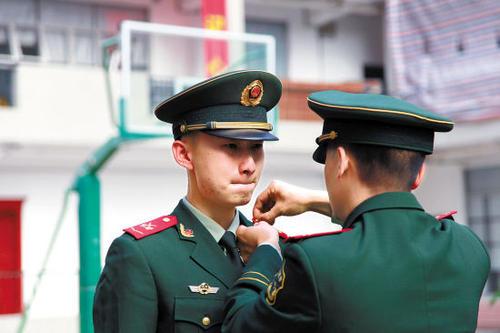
[
  {"left": 73, "top": 31, "right": 95, "bottom": 65},
  {"left": 0, "top": 0, "right": 148, "bottom": 66},
  {"left": 0, "top": 25, "right": 11, "bottom": 55},
  {"left": 245, "top": 19, "right": 288, "bottom": 78},
  {"left": 43, "top": 27, "right": 68, "bottom": 63},
  {"left": 150, "top": 78, "right": 175, "bottom": 111},
  {"left": 363, "top": 64, "right": 385, "bottom": 94},
  {"left": 0, "top": 0, "right": 39, "bottom": 60},
  {"left": 17, "top": 26, "right": 40, "bottom": 58},
  {"left": 466, "top": 167, "right": 500, "bottom": 294},
  {"left": 0, "top": 67, "right": 14, "bottom": 107},
  {"left": 131, "top": 34, "right": 150, "bottom": 70}
]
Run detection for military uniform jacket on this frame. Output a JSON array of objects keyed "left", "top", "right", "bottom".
[
  {"left": 93, "top": 200, "right": 252, "bottom": 333},
  {"left": 223, "top": 192, "right": 490, "bottom": 333}
]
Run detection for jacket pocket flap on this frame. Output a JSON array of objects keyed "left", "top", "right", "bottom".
[{"left": 174, "top": 296, "right": 224, "bottom": 329}]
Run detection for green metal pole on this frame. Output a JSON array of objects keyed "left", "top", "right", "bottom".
[
  {"left": 76, "top": 174, "right": 101, "bottom": 333},
  {"left": 74, "top": 34, "right": 169, "bottom": 333},
  {"left": 73, "top": 136, "right": 123, "bottom": 333}
]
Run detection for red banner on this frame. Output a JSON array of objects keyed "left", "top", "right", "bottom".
[
  {"left": 202, "top": 0, "right": 228, "bottom": 76},
  {"left": 0, "top": 199, "right": 23, "bottom": 314}
]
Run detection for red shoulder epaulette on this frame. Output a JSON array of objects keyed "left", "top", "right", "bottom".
[
  {"left": 124, "top": 215, "right": 178, "bottom": 240},
  {"left": 435, "top": 210, "right": 457, "bottom": 221},
  {"left": 279, "top": 228, "right": 352, "bottom": 242}
]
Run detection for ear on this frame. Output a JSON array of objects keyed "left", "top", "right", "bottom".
[
  {"left": 411, "top": 162, "right": 426, "bottom": 190},
  {"left": 172, "top": 139, "right": 194, "bottom": 171},
  {"left": 336, "top": 146, "right": 350, "bottom": 179}
]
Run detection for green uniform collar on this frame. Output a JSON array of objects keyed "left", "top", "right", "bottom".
[
  {"left": 343, "top": 192, "right": 424, "bottom": 228},
  {"left": 182, "top": 197, "right": 240, "bottom": 242}
]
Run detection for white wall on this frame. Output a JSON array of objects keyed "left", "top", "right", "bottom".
[
  {"left": 320, "top": 15, "right": 383, "bottom": 82},
  {"left": 245, "top": 5, "right": 319, "bottom": 81},
  {"left": 414, "top": 162, "right": 466, "bottom": 225},
  {"left": 0, "top": 64, "right": 114, "bottom": 146},
  {"left": 245, "top": 5, "right": 383, "bottom": 82},
  {"left": 0, "top": 167, "right": 80, "bottom": 333}
]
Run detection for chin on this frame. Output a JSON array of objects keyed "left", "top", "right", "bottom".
[{"left": 230, "top": 193, "right": 253, "bottom": 206}]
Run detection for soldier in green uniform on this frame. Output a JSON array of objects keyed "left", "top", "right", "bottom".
[
  {"left": 223, "top": 90, "right": 490, "bottom": 333},
  {"left": 92, "top": 70, "right": 282, "bottom": 333}
]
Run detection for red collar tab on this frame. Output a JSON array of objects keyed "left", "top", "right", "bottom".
[
  {"left": 124, "top": 215, "right": 178, "bottom": 240},
  {"left": 279, "top": 228, "right": 352, "bottom": 242},
  {"left": 435, "top": 210, "right": 457, "bottom": 221}
]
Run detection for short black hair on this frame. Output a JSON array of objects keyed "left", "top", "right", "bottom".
[
  {"left": 179, "top": 130, "right": 200, "bottom": 141},
  {"left": 329, "top": 143, "right": 426, "bottom": 191}
]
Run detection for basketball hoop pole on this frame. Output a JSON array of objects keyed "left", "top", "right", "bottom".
[
  {"left": 73, "top": 134, "right": 163, "bottom": 333},
  {"left": 74, "top": 33, "right": 171, "bottom": 332},
  {"left": 72, "top": 136, "right": 122, "bottom": 333}
]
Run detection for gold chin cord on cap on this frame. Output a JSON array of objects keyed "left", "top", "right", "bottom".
[
  {"left": 316, "top": 131, "right": 338, "bottom": 144},
  {"left": 179, "top": 121, "right": 273, "bottom": 134}
]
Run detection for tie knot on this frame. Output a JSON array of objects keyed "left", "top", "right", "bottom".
[
  {"left": 219, "top": 231, "right": 243, "bottom": 269},
  {"left": 219, "top": 231, "right": 237, "bottom": 250}
]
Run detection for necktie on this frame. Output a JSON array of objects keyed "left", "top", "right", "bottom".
[{"left": 219, "top": 231, "right": 243, "bottom": 270}]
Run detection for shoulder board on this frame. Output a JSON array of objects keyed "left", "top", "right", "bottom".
[
  {"left": 124, "top": 215, "right": 178, "bottom": 240},
  {"left": 279, "top": 228, "right": 352, "bottom": 242},
  {"left": 435, "top": 210, "right": 457, "bottom": 221}
]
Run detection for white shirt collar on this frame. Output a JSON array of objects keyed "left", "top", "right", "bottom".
[{"left": 182, "top": 197, "right": 240, "bottom": 242}]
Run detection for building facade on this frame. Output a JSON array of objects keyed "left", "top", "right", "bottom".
[{"left": 0, "top": 0, "right": 498, "bottom": 331}]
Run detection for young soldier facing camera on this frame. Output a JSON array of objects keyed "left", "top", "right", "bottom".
[{"left": 93, "top": 70, "right": 282, "bottom": 333}]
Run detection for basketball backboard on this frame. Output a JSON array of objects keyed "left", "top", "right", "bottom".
[{"left": 102, "top": 20, "right": 278, "bottom": 138}]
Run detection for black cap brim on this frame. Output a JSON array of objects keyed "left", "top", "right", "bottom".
[{"left": 205, "top": 129, "right": 278, "bottom": 141}]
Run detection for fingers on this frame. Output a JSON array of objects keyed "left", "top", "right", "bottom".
[
  {"left": 240, "top": 253, "right": 250, "bottom": 263},
  {"left": 236, "top": 223, "right": 280, "bottom": 263},
  {"left": 236, "top": 225, "right": 248, "bottom": 237},
  {"left": 238, "top": 241, "right": 254, "bottom": 263},
  {"left": 253, "top": 183, "right": 282, "bottom": 223},
  {"left": 253, "top": 187, "right": 274, "bottom": 219},
  {"left": 254, "top": 206, "right": 280, "bottom": 224},
  {"left": 237, "top": 225, "right": 256, "bottom": 263}
]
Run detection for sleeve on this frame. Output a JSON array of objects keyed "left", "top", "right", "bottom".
[
  {"left": 462, "top": 225, "right": 491, "bottom": 276},
  {"left": 223, "top": 244, "right": 321, "bottom": 333},
  {"left": 93, "top": 235, "right": 158, "bottom": 333}
]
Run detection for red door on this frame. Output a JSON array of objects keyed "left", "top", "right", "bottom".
[{"left": 0, "top": 199, "right": 23, "bottom": 314}]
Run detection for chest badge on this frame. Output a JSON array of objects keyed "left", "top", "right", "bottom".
[{"left": 189, "top": 282, "right": 219, "bottom": 295}]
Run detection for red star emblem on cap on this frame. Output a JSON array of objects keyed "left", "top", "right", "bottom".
[
  {"left": 250, "top": 86, "right": 262, "bottom": 98},
  {"left": 241, "top": 80, "right": 264, "bottom": 106}
]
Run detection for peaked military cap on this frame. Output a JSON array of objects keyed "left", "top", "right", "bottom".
[
  {"left": 154, "top": 70, "right": 281, "bottom": 141},
  {"left": 308, "top": 90, "right": 454, "bottom": 164}
]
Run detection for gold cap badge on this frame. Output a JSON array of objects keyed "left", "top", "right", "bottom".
[{"left": 241, "top": 80, "right": 264, "bottom": 107}]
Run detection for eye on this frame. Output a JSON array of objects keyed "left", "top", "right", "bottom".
[
  {"left": 225, "top": 143, "right": 239, "bottom": 150},
  {"left": 252, "top": 143, "right": 263, "bottom": 150}
]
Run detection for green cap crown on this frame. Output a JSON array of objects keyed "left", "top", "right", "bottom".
[
  {"left": 308, "top": 90, "right": 454, "bottom": 164},
  {"left": 154, "top": 70, "right": 282, "bottom": 141}
]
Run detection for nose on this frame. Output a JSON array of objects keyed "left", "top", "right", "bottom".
[{"left": 239, "top": 152, "right": 256, "bottom": 176}]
